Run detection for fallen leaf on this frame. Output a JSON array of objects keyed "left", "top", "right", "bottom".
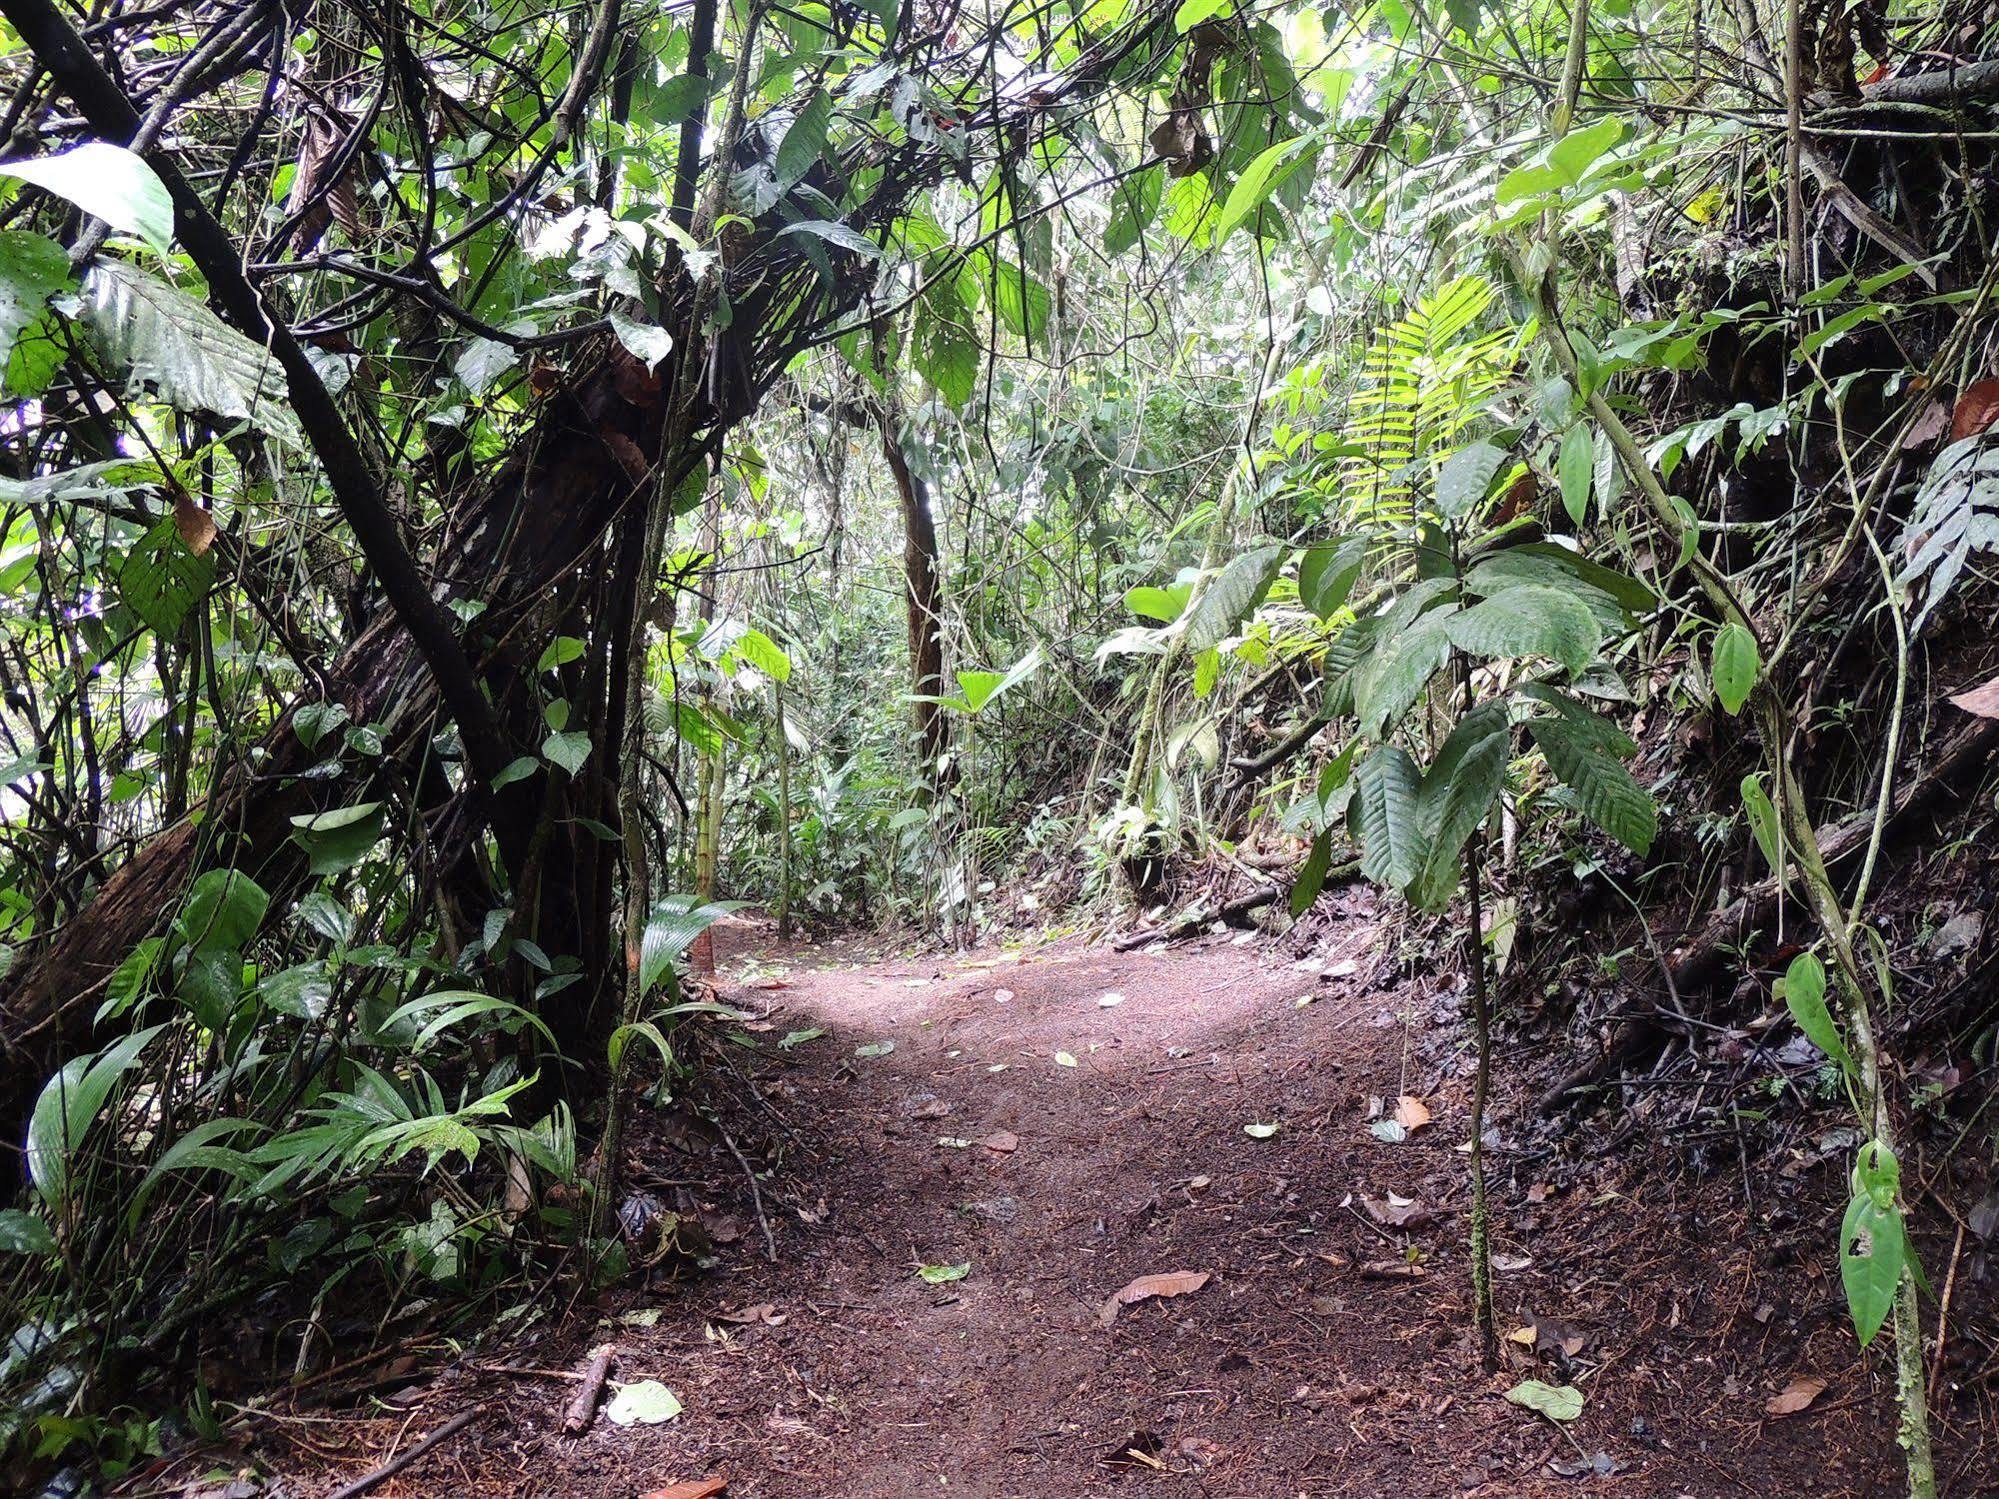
[
  {"left": 1357, "top": 1260, "right": 1426, "bottom": 1280},
  {"left": 1098, "top": 1269, "right": 1211, "bottom": 1327},
  {"left": 605, "top": 1380, "right": 683, "bottom": 1426},
  {"left": 1505, "top": 1379, "right": 1584, "bottom": 1423},
  {"left": 1526, "top": 1182, "right": 1552, "bottom": 1204},
  {"left": 979, "top": 1130, "right": 1020, "bottom": 1154},
  {"left": 1098, "top": 991, "right": 1125, "bottom": 1008},
  {"left": 777, "top": 1027, "right": 823, "bottom": 1049},
  {"left": 1765, "top": 1375, "right": 1826, "bottom": 1416},
  {"left": 911, "top": 1098, "right": 952, "bottom": 1119},
  {"left": 711, "top": 1303, "right": 777, "bottom": 1325},
  {"left": 1054, "top": 1050, "right": 1078, "bottom": 1067},
  {"left": 1547, "top": 1453, "right": 1626, "bottom": 1479},
  {"left": 1949, "top": 674, "right": 1999, "bottom": 720},
  {"left": 1243, "top": 1122, "right": 1279, "bottom": 1139},
  {"left": 917, "top": 1262, "right": 970, "bottom": 1284},
  {"left": 640, "top": 1480, "right": 727, "bottom": 1499},
  {"left": 1368, "top": 1119, "right": 1408, "bottom": 1143},
  {"left": 1519, "top": 1314, "right": 1588, "bottom": 1358},
  {"left": 936, "top": 1136, "right": 971, "bottom": 1148},
  {"left": 1360, "top": 1194, "right": 1434, "bottom": 1230},
  {"left": 994, "top": 987, "right": 1014, "bottom": 1003},
  {"left": 620, "top": 1307, "right": 662, "bottom": 1326},
  {"left": 1102, "top": 1430, "right": 1165, "bottom": 1469},
  {"left": 1951, "top": 377, "right": 1999, "bottom": 440},
  {"left": 1394, "top": 1096, "right": 1432, "bottom": 1130},
  {"left": 854, "top": 1040, "right": 894, "bottom": 1058}
]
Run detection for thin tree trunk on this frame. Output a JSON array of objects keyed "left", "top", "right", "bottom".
[{"left": 875, "top": 399, "right": 950, "bottom": 778}]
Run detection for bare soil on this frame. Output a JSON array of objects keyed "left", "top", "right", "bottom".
[{"left": 186, "top": 897, "right": 1996, "bottom": 1497}]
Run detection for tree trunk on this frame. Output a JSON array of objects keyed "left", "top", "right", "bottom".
[{"left": 875, "top": 401, "right": 950, "bottom": 777}]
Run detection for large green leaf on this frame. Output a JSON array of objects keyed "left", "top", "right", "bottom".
[
  {"left": 118, "top": 517, "right": 215, "bottom": 637},
  {"left": 1445, "top": 583, "right": 1602, "bottom": 674},
  {"left": 1352, "top": 746, "right": 1425, "bottom": 892},
  {"left": 638, "top": 895, "right": 741, "bottom": 995},
  {"left": 289, "top": 802, "right": 384, "bottom": 876},
  {"left": 1711, "top": 621, "right": 1758, "bottom": 714},
  {"left": 1409, "top": 703, "right": 1510, "bottom": 909},
  {"left": 1781, "top": 952, "right": 1853, "bottom": 1075},
  {"left": 177, "top": 869, "right": 270, "bottom": 952},
  {"left": 1182, "top": 545, "right": 1284, "bottom": 652},
  {"left": 1527, "top": 708, "right": 1656, "bottom": 855},
  {"left": 78, "top": 262, "right": 299, "bottom": 443},
  {"left": 1214, "top": 133, "right": 1318, "bottom": 244},
  {"left": 28, "top": 1025, "right": 164, "bottom": 1208},
  {"left": 1436, "top": 442, "right": 1508, "bottom": 521},
  {"left": 1297, "top": 536, "right": 1365, "bottom": 620},
  {"left": 0, "top": 1207, "right": 56, "bottom": 1253},
  {"left": 1, "top": 143, "right": 174, "bottom": 255},
  {"left": 776, "top": 91, "right": 833, "bottom": 188},
  {"left": 0, "top": 230, "right": 69, "bottom": 370},
  {"left": 1353, "top": 611, "right": 1453, "bottom": 736}
]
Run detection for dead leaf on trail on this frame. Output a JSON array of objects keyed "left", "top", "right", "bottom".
[
  {"left": 1949, "top": 674, "right": 1999, "bottom": 720},
  {"left": 1103, "top": 1430, "right": 1165, "bottom": 1470},
  {"left": 1393, "top": 1096, "right": 1431, "bottom": 1131},
  {"left": 911, "top": 1098, "right": 952, "bottom": 1119},
  {"left": 640, "top": 1481, "right": 728, "bottom": 1499},
  {"left": 1361, "top": 1194, "right": 1434, "bottom": 1230},
  {"left": 1519, "top": 1314, "right": 1588, "bottom": 1358},
  {"left": 711, "top": 1303, "right": 781, "bottom": 1326},
  {"left": 1098, "top": 1269, "right": 1211, "bottom": 1327},
  {"left": 979, "top": 1130, "right": 1020, "bottom": 1154},
  {"left": 1765, "top": 1376, "right": 1827, "bottom": 1416},
  {"left": 1526, "top": 1182, "right": 1552, "bottom": 1204}
]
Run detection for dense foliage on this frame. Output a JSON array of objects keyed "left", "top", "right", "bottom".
[{"left": 0, "top": 0, "right": 1996, "bottom": 1488}]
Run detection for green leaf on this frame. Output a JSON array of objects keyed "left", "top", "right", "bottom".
[
  {"left": 605, "top": 1380, "right": 684, "bottom": 1425},
  {"left": 1214, "top": 133, "right": 1316, "bottom": 244},
  {"left": 0, "top": 230, "right": 70, "bottom": 370},
  {"left": 1, "top": 143, "right": 174, "bottom": 255},
  {"left": 1174, "top": 0, "right": 1231, "bottom": 30},
  {"left": 639, "top": 895, "right": 740, "bottom": 994},
  {"left": 289, "top": 801, "right": 384, "bottom": 876},
  {"left": 78, "top": 262, "right": 298, "bottom": 442},
  {"left": 776, "top": 91, "right": 833, "bottom": 188},
  {"left": 1445, "top": 584, "right": 1602, "bottom": 674},
  {"left": 1528, "top": 708, "right": 1656, "bottom": 855},
  {"left": 1353, "top": 746, "right": 1425, "bottom": 892},
  {"left": 1505, "top": 1380, "right": 1584, "bottom": 1422},
  {"left": 1711, "top": 621, "right": 1758, "bottom": 715},
  {"left": 118, "top": 518, "right": 215, "bottom": 637},
  {"left": 1409, "top": 704, "right": 1510, "bottom": 909},
  {"left": 27, "top": 1025, "right": 163, "bottom": 1208},
  {"left": 1548, "top": 116, "right": 1623, "bottom": 186},
  {"left": 1185, "top": 544, "right": 1285, "bottom": 651},
  {"left": 381, "top": 990, "right": 558, "bottom": 1053},
  {"left": 1290, "top": 829, "right": 1334, "bottom": 917},
  {"left": 734, "top": 628, "right": 792, "bottom": 683},
  {"left": 1353, "top": 612, "right": 1453, "bottom": 737},
  {"left": 650, "top": 73, "right": 717, "bottom": 125},
  {"left": 1297, "top": 537, "right": 1365, "bottom": 620},
  {"left": 177, "top": 869, "right": 269, "bottom": 951},
  {"left": 1840, "top": 1190, "right": 1906, "bottom": 1348},
  {"left": 1106, "top": 166, "right": 1163, "bottom": 255},
  {"left": 1741, "top": 772, "right": 1785, "bottom": 880},
  {"left": 0, "top": 1207, "right": 56, "bottom": 1253},
  {"left": 543, "top": 729, "right": 592, "bottom": 775},
  {"left": 607, "top": 311, "right": 673, "bottom": 371},
  {"left": 1125, "top": 582, "right": 1193, "bottom": 623},
  {"left": 913, "top": 292, "right": 979, "bottom": 406},
  {"left": 1782, "top": 952, "right": 1853, "bottom": 1075},
  {"left": 918, "top": 1261, "right": 971, "bottom": 1283},
  {"left": 1437, "top": 443, "right": 1508, "bottom": 521},
  {"left": 1558, "top": 424, "right": 1594, "bottom": 525}
]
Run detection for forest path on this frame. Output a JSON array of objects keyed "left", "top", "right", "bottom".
[{"left": 290, "top": 907, "right": 1896, "bottom": 1497}]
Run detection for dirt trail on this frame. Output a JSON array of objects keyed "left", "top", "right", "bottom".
[{"left": 277, "top": 904, "right": 1913, "bottom": 1497}]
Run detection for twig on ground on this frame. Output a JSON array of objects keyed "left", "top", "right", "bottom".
[{"left": 325, "top": 1406, "right": 484, "bottom": 1499}]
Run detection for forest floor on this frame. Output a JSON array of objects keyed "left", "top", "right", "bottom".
[{"left": 224, "top": 893, "right": 1953, "bottom": 1498}]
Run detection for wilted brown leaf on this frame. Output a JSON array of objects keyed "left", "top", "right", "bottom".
[
  {"left": 1360, "top": 1194, "right": 1434, "bottom": 1230},
  {"left": 1393, "top": 1096, "right": 1431, "bottom": 1131},
  {"left": 1951, "top": 378, "right": 1999, "bottom": 440},
  {"left": 711, "top": 1303, "right": 780, "bottom": 1326},
  {"left": 1949, "top": 674, "right": 1999, "bottom": 720},
  {"left": 911, "top": 1098, "right": 952, "bottom": 1119},
  {"left": 173, "top": 491, "right": 216, "bottom": 556},
  {"left": 1765, "top": 1376, "right": 1826, "bottom": 1416},
  {"left": 639, "top": 1480, "right": 727, "bottom": 1499},
  {"left": 979, "top": 1130, "right": 1020, "bottom": 1154},
  {"left": 1357, "top": 1260, "right": 1427, "bottom": 1280},
  {"left": 1098, "top": 1269, "right": 1211, "bottom": 1327}
]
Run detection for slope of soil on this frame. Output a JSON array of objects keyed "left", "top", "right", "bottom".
[{"left": 192, "top": 896, "right": 1964, "bottom": 1497}]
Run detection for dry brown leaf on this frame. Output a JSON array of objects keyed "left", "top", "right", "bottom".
[
  {"left": 979, "top": 1130, "right": 1020, "bottom": 1154},
  {"left": 173, "top": 491, "right": 216, "bottom": 556},
  {"left": 711, "top": 1303, "right": 777, "bottom": 1325},
  {"left": 1360, "top": 1194, "right": 1434, "bottom": 1230},
  {"left": 1393, "top": 1096, "right": 1431, "bottom": 1130},
  {"left": 1098, "top": 1269, "right": 1211, "bottom": 1327},
  {"left": 1357, "top": 1260, "right": 1427, "bottom": 1281},
  {"left": 1949, "top": 674, "right": 1999, "bottom": 720},
  {"left": 1765, "top": 1376, "right": 1826, "bottom": 1417},
  {"left": 1951, "top": 378, "right": 1999, "bottom": 440},
  {"left": 639, "top": 1481, "right": 727, "bottom": 1499},
  {"left": 911, "top": 1098, "right": 952, "bottom": 1119}
]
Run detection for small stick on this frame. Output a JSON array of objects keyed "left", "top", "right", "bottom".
[
  {"left": 1928, "top": 1222, "right": 1967, "bottom": 1405},
  {"left": 562, "top": 1344, "right": 617, "bottom": 1435},
  {"left": 324, "top": 1406, "right": 483, "bottom": 1499}
]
